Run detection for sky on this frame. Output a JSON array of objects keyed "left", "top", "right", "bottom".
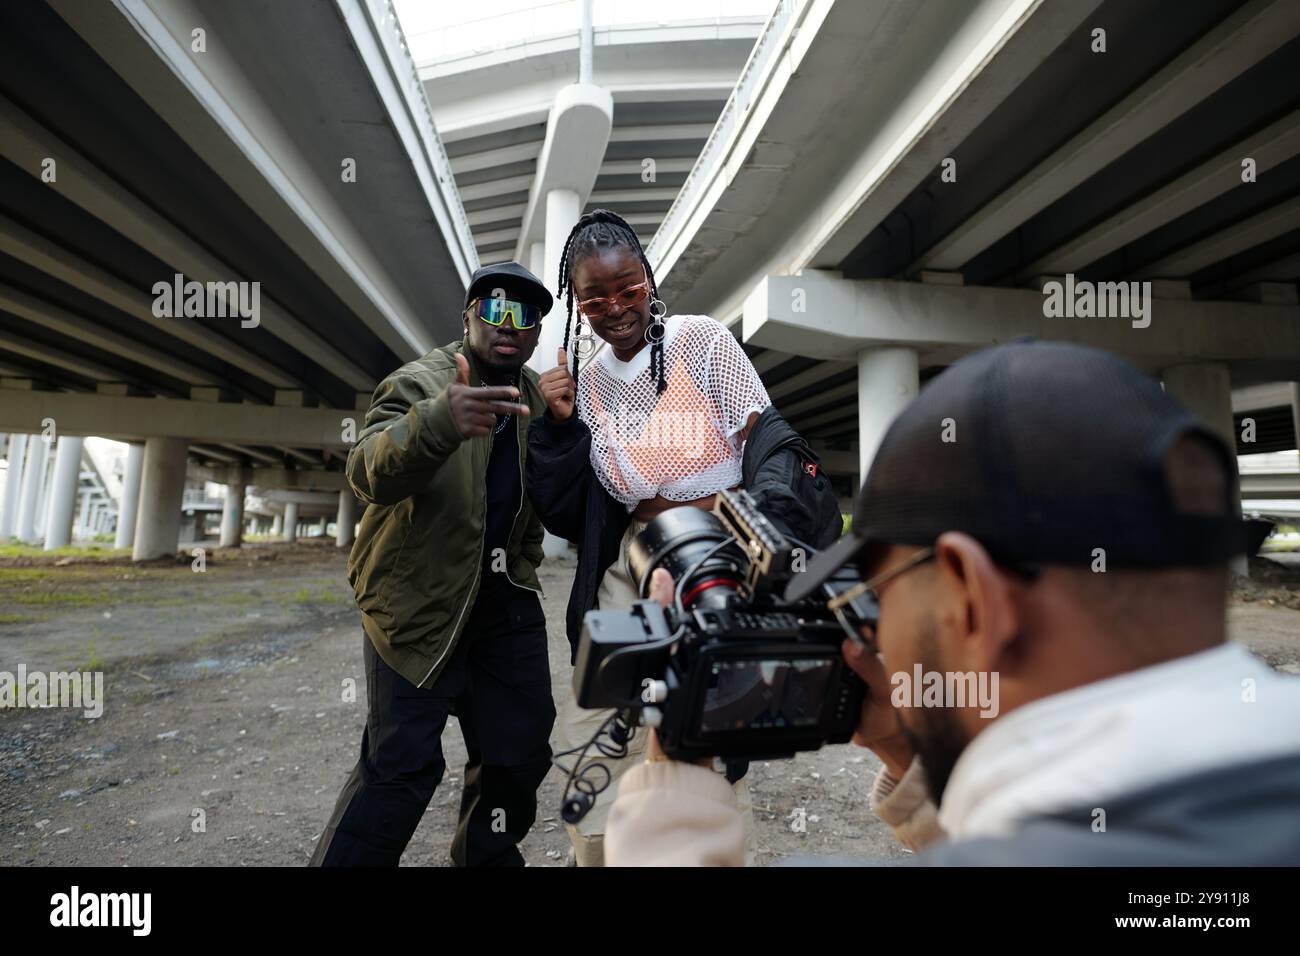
[{"left": 393, "top": 0, "right": 776, "bottom": 63}]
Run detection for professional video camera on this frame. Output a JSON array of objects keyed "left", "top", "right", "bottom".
[{"left": 570, "top": 489, "right": 877, "bottom": 772}]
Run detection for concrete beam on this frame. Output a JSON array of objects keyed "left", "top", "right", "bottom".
[
  {"left": 650, "top": 0, "right": 1099, "bottom": 306},
  {"left": 0, "top": 213, "right": 298, "bottom": 390},
  {"left": 192, "top": 463, "right": 347, "bottom": 493},
  {"left": 917, "top": 0, "right": 1300, "bottom": 271},
  {"left": 0, "top": 283, "right": 222, "bottom": 388},
  {"left": 460, "top": 175, "right": 536, "bottom": 203},
  {"left": 1137, "top": 195, "right": 1300, "bottom": 279},
  {"left": 742, "top": 272, "right": 1300, "bottom": 370},
  {"left": 51, "top": 0, "right": 464, "bottom": 360},
  {"left": 0, "top": 328, "right": 124, "bottom": 382},
  {"left": 0, "top": 92, "right": 375, "bottom": 390},
  {"left": 0, "top": 391, "right": 355, "bottom": 448},
  {"left": 1020, "top": 108, "right": 1300, "bottom": 278}
]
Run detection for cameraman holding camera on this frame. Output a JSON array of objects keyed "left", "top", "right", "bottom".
[{"left": 603, "top": 341, "right": 1300, "bottom": 866}]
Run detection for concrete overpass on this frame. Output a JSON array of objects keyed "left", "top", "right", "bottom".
[
  {"left": 645, "top": 0, "right": 1300, "bottom": 535},
  {"left": 0, "top": 0, "right": 476, "bottom": 557}
]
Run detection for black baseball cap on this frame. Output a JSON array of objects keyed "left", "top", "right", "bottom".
[
  {"left": 464, "top": 262, "right": 553, "bottom": 316},
  {"left": 786, "top": 340, "right": 1273, "bottom": 603}
]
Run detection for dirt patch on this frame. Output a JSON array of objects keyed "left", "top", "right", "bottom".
[{"left": 2, "top": 543, "right": 1297, "bottom": 866}]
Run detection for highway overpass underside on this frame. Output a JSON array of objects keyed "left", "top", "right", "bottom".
[
  {"left": 0, "top": 0, "right": 478, "bottom": 558},
  {"left": 647, "top": 0, "right": 1300, "bottom": 526}
]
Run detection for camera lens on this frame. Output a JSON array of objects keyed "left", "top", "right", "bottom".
[{"left": 628, "top": 508, "right": 745, "bottom": 610}]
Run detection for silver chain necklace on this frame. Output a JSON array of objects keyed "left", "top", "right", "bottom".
[{"left": 480, "top": 374, "right": 517, "bottom": 436}]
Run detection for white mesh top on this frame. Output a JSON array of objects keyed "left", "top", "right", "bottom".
[{"left": 576, "top": 314, "right": 771, "bottom": 510}]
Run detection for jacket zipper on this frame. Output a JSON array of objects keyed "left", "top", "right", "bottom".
[
  {"left": 504, "top": 399, "right": 542, "bottom": 595},
  {"left": 418, "top": 385, "right": 539, "bottom": 686},
  {"left": 418, "top": 379, "right": 490, "bottom": 687}
]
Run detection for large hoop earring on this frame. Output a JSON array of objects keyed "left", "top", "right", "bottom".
[
  {"left": 648, "top": 297, "right": 667, "bottom": 320},
  {"left": 573, "top": 318, "right": 595, "bottom": 358}
]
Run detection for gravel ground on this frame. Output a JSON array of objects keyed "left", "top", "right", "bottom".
[{"left": 1, "top": 541, "right": 1297, "bottom": 867}]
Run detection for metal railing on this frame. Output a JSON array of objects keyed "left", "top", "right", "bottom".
[
  {"left": 646, "top": 0, "right": 806, "bottom": 271},
  {"left": 361, "top": 0, "right": 479, "bottom": 271}
]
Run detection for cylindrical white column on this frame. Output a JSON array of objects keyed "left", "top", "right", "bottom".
[
  {"left": 15, "top": 436, "right": 49, "bottom": 543},
  {"left": 1162, "top": 362, "right": 1247, "bottom": 576},
  {"left": 43, "top": 436, "right": 85, "bottom": 550},
  {"left": 270, "top": 512, "right": 282, "bottom": 536},
  {"left": 535, "top": 187, "right": 582, "bottom": 372},
  {"left": 77, "top": 489, "right": 92, "bottom": 538},
  {"left": 131, "top": 437, "right": 190, "bottom": 561},
  {"left": 283, "top": 501, "right": 299, "bottom": 543},
  {"left": 857, "top": 347, "right": 919, "bottom": 484},
  {"left": 219, "top": 482, "right": 245, "bottom": 548},
  {"left": 115, "top": 442, "right": 145, "bottom": 549},
  {"left": 529, "top": 241, "right": 546, "bottom": 284},
  {"left": 336, "top": 490, "right": 357, "bottom": 548},
  {"left": 538, "top": 189, "right": 583, "bottom": 558},
  {"left": 0, "top": 433, "right": 28, "bottom": 540}
]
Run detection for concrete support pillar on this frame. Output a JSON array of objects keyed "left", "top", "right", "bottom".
[
  {"left": 539, "top": 190, "right": 582, "bottom": 558},
  {"left": 132, "top": 437, "right": 189, "bottom": 561},
  {"left": 1290, "top": 383, "right": 1300, "bottom": 452},
  {"left": 77, "top": 489, "right": 92, "bottom": 538},
  {"left": 857, "top": 347, "right": 920, "bottom": 484},
  {"left": 15, "top": 436, "right": 49, "bottom": 543},
  {"left": 219, "top": 482, "right": 246, "bottom": 548},
  {"left": 1162, "top": 362, "right": 1247, "bottom": 576},
  {"left": 283, "top": 501, "right": 299, "bottom": 543},
  {"left": 529, "top": 241, "right": 546, "bottom": 286},
  {"left": 0, "top": 433, "right": 27, "bottom": 539},
  {"left": 540, "top": 188, "right": 581, "bottom": 363},
  {"left": 115, "top": 442, "right": 144, "bottom": 549},
  {"left": 336, "top": 490, "right": 356, "bottom": 548},
  {"left": 270, "top": 512, "right": 282, "bottom": 536},
  {"left": 43, "top": 436, "right": 84, "bottom": 550}
]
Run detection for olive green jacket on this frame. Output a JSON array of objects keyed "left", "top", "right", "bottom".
[{"left": 346, "top": 339, "right": 546, "bottom": 688}]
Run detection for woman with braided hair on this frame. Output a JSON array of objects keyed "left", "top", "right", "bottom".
[{"left": 528, "top": 208, "right": 769, "bottom": 866}]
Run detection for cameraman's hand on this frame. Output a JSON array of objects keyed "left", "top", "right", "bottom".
[
  {"left": 648, "top": 567, "right": 675, "bottom": 608},
  {"left": 448, "top": 353, "right": 530, "bottom": 438},
  {"left": 841, "top": 635, "right": 914, "bottom": 779},
  {"left": 645, "top": 569, "right": 714, "bottom": 769}
]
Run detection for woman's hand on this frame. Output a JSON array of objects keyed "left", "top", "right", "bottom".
[{"left": 538, "top": 347, "right": 576, "bottom": 422}]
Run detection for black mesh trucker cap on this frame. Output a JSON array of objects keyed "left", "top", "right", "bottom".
[
  {"left": 786, "top": 340, "right": 1273, "bottom": 603},
  {"left": 464, "top": 262, "right": 553, "bottom": 316}
]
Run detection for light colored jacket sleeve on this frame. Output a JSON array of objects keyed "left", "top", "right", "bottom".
[
  {"left": 605, "top": 754, "right": 946, "bottom": 866},
  {"left": 605, "top": 761, "right": 745, "bottom": 867},
  {"left": 869, "top": 756, "right": 946, "bottom": 851}
]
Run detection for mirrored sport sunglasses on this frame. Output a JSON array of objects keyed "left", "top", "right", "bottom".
[{"left": 469, "top": 297, "right": 542, "bottom": 330}]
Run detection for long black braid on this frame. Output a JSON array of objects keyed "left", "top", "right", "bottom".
[{"left": 556, "top": 209, "right": 666, "bottom": 412}]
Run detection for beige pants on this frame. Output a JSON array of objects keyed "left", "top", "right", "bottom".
[{"left": 560, "top": 519, "right": 757, "bottom": 866}]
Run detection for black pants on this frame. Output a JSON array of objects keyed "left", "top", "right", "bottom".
[{"left": 310, "top": 586, "right": 555, "bottom": 866}]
